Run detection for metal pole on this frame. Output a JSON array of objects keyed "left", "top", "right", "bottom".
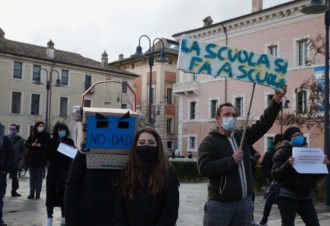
[
  {"left": 45, "top": 79, "right": 50, "bottom": 130},
  {"left": 324, "top": 8, "right": 330, "bottom": 206},
  {"left": 148, "top": 49, "right": 154, "bottom": 125}
]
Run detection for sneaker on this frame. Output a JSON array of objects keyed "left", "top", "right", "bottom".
[
  {"left": 11, "top": 191, "right": 21, "bottom": 197},
  {"left": 27, "top": 194, "right": 34, "bottom": 199},
  {"left": 46, "top": 218, "right": 53, "bottom": 226},
  {"left": 35, "top": 195, "right": 40, "bottom": 199},
  {"left": 61, "top": 217, "right": 65, "bottom": 225}
]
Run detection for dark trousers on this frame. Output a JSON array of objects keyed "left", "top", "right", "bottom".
[
  {"left": 28, "top": 167, "right": 44, "bottom": 196},
  {"left": 0, "top": 172, "right": 7, "bottom": 221},
  {"left": 9, "top": 169, "right": 19, "bottom": 193},
  {"left": 47, "top": 205, "right": 64, "bottom": 218},
  {"left": 261, "top": 195, "right": 274, "bottom": 221},
  {"left": 277, "top": 197, "right": 320, "bottom": 226}
]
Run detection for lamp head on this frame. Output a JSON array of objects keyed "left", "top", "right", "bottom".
[
  {"left": 157, "top": 50, "right": 168, "bottom": 63},
  {"left": 301, "top": 0, "right": 327, "bottom": 14},
  {"left": 131, "top": 45, "right": 143, "bottom": 58}
]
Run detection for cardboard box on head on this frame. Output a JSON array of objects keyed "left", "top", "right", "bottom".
[{"left": 76, "top": 107, "right": 138, "bottom": 169}]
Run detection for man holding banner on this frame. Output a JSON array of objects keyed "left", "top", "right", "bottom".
[{"left": 197, "top": 87, "right": 285, "bottom": 226}]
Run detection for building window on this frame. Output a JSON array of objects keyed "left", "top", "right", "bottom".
[
  {"left": 84, "top": 99, "right": 91, "bottom": 107},
  {"left": 59, "top": 97, "right": 68, "bottom": 117},
  {"left": 167, "top": 141, "right": 172, "bottom": 149},
  {"left": 235, "top": 97, "right": 243, "bottom": 117},
  {"left": 166, "top": 118, "right": 172, "bottom": 134},
  {"left": 32, "top": 65, "right": 41, "bottom": 82},
  {"left": 85, "top": 75, "right": 92, "bottom": 91},
  {"left": 13, "top": 62, "right": 22, "bottom": 79},
  {"left": 11, "top": 91, "right": 22, "bottom": 114},
  {"left": 61, "top": 69, "right": 69, "bottom": 85},
  {"left": 210, "top": 99, "right": 218, "bottom": 119},
  {"left": 267, "top": 45, "right": 278, "bottom": 57},
  {"left": 122, "top": 81, "right": 127, "bottom": 93},
  {"left": 296, "top": 38, "right": 309, "bottom": 66},
  {"left": 121, "top": 103, "right": 128, "bottom": 109},
  {"left": 31, "top": 94, "right": 40, "bottom": 115},
  {"left": 167, "top": 88, "right": 173, "bottom": 104},
  {"left": 190, "top": 101, "right": 196, "bottom": 120},
  {"left": 189, "top": 136, "right": 196, "bottom": 151},
  {"left": 296, "top": 90, "right": 307, "bottom": 114}
]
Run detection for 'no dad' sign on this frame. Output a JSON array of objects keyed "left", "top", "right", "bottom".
[{"left": 177, "top": 35, "right": 288, "bottom": 91}]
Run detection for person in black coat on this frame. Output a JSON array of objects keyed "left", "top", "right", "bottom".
[
  {"left": 65, "top": 150, "right": 120, "bottom": 226},
  {"left": 114, "top": 127, "right": 179, "bottom": 226},
  {"left": 259, "top": 133, "right": 282, "bottom": 226},
  {"left": 45, "top": 122, "right": 74, "bottom": 226},
  {"left": 25, "top": 121, "right": 49, "bottom": 199},
  {"left": 0, "top": 123, "right": 14, "bottom": 226},
  {"left": 272, "top": 127, "right": 329, "bottom": 226}
]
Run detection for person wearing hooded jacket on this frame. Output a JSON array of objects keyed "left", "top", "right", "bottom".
[
  {"left": 7, "top": 123, "right": 25, "bottom": 197},
  {"left": 45, "top": 122, "right": 74, "bottom": 226},
  {"left": 272, "top": 126, "right": 329, "bottom": 226},
  {"left": 198, "top": 87, "right": 286, "bottom": 226},
  {"left": 25, "top": 121, "right": 50, "bottom": 199}
]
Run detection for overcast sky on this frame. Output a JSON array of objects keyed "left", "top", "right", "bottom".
[{"left": 1, "top": 0, "right": 291, "bottom": 62}]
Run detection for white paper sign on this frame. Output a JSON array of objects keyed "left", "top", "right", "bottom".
[
  {"left": 292, "top": 147, "right": 328, "bottom": 174},
  {"left": 57, "top": 142, "right": 78, "bottom": 159}
]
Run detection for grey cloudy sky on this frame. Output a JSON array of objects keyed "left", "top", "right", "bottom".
[{"left": 0, "top": 0, "right": 290, "bottom": 62}]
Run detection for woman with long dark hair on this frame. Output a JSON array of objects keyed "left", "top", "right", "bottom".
[
  {"left": 45, "top": 122, "right": 74, "bottom": 226},
  {"left": 25, "top": 121, "right": 49, "bottom": 200},
  {"left": 114, "top": 127, "right": 179, "bottom": 226}
]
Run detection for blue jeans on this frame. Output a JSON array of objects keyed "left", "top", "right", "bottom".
[
  {"left": 203, "top": 196, "right": 253, "bottom": 226},
  {"left": 28, "top": 167, "right": 44, "bottom": 196}
]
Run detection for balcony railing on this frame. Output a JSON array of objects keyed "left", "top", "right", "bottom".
[{"left": 173, "top": 81, "right": 199, "bottom": 94}]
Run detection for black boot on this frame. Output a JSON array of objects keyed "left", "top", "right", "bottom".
[
  {"left": 259, "top": 217, "right": 268, "bottom": 226},
  {"left": 11, "top": 191, "right": 21, "bottom": 197}
]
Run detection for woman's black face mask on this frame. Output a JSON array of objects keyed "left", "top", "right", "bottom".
[{"left": 136, "top": 146, "right": 159, "bottom": 162}]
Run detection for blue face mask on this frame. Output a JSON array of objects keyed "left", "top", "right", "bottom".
[
  {"left": 221, "top": 117, "right": 237, "bottom": 132},
  {"left": 58, "top": 130, "right": 66, "bottom": 139},
  {"left": 291, "top": 136, "right": 305, "bottom": 146}
]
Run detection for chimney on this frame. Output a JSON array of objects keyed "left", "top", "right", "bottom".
[
  {"left": 46, "top": 40, "right": 55, "bottom": 60},
  {"left": 118, "top": 54, "right": 124, "bottom": 60},
  {"left": 203, "top": 16, "right": 213, "bottom": 27},
  {"left": 252, "top": 0, "right": 263, "bottom": 12},
  {"left": 101, "top": 50, "right": 108, "bottom": 68},
  {"left": 0, "top": 28, "right": 5, "bottom": 38}
]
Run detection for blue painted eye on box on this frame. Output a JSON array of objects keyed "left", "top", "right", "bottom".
[{"left": 86, "top": 112, "right": 136, "bottom": 150}]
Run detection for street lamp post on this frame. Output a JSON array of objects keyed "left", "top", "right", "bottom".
[
  {"left": 35, "top": 68, "right": 60, "bottom": 131},
  {"left": 302, "top": 0, "right": 330, "bottom": 206},
  {"left": 131, "top": 35, "right": 168, "bottom": 125}
]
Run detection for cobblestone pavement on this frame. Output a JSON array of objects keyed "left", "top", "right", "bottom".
[{"left": 3, "top": 177, "right": 330, "bottom": 226}]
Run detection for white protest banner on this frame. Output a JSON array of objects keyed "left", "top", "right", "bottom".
[
  {"left": 177, "top": 35, "right": 288, "bottom": 91},
  {"left": 57, "top": 142, "right": 78, "bottom": 159},
  {"left": 292, "top": 147, "right": 328, "bottom": 174}
]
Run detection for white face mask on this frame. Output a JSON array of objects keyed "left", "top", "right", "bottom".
[{"left": 221, "top": 117, "right": 237, "bottom": 132}]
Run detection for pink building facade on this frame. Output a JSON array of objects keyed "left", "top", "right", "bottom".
[{"left": 173, "top": 0, "right": 325, "bottom": 157}]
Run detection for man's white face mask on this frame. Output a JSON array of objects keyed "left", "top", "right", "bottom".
[{"left": 221, "top": 117, "right": 237, "bottom": 132}]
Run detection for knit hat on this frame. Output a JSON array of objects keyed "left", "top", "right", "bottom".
[{"left": 283, "top": 127, "right": 302, "bottom": 141}]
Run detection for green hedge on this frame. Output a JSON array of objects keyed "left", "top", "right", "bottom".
[{"left": 170, "top": 159, "right": 204, "bottom": 181}]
